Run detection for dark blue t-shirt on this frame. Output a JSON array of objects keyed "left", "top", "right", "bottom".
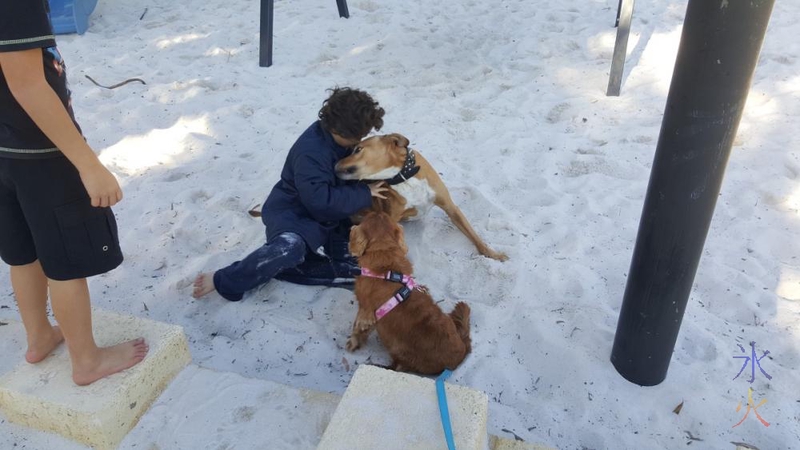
[{"left": 0, "top": 0, "right": 80, "bottom": 158}]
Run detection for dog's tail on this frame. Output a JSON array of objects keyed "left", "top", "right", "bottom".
[{"left": 450, "top": 302, "right": 472, "bottom": 355}]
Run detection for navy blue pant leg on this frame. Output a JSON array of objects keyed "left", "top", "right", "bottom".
[
  {"left": 213, "top": 232, "right": 306, "bottom": 301},
  {"left": 273, "top": 254, "right": 358, "bottom": 288},
  {"left": 274, "top": 233, "right": 359, "bottom": 288}
]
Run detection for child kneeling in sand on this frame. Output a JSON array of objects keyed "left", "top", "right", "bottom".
[
  {"left": 0, "top": 1, "right": 148, "bottom": 385},
  {"left": 193, "top": 87, "right": 387, "bottom": 301}
]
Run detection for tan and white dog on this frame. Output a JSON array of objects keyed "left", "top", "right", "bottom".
[{"left": 335, "top": 133, "right": 507, "bottom": 261}]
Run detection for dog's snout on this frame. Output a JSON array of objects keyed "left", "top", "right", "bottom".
[{"left": 335, "top": 164, "right": 354, "bottom": 176}]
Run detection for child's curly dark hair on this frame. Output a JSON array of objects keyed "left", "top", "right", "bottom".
[{"left": 318, "top": 87, "right": 385, "bottom": 140}]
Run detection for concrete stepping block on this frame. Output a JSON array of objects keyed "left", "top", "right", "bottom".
[
  {"left": 0, "top": 310, "right": 191, "bottom": 450},
  {"left": 317, "top": 364, "right": 489, "bottom": 450}
]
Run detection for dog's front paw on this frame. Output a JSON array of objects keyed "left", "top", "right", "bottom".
[
  {"left": 346, "top": 335, "right": 362, "bottom": 352},
  {"left": 353, "top": 309, "right": 375, "bottom": 333},
  {"left": 355, "top": 316, "right": 375, "bottom": 332}
]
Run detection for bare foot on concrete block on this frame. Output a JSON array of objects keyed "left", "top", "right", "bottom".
[
  {"left": 192, "top": 272, "right": 216, "bottom": 298},
  {"left": 25, "top": 325, "right": 65, "bottom": 364},
  {"left": 72, "top": 338, "right": 149, "bottom": 386}
]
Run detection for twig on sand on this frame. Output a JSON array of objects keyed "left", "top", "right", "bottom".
[
  {"left": 501, "top": 428, "right": 524, "bottom": 442},
  {"left": 685, "top": 431, "right": 703, "bottom": 442},
  {"left": 85, "top": 75, "right": 146, "bottom": 90}
]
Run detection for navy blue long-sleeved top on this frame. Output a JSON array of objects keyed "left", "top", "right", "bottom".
[{"left": 262, "top": 121, "right": 372, "bottom": 253}]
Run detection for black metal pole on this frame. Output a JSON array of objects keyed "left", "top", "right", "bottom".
[
  {"left": 610, "top": 0, "right": 775, "bottom": 386},
  {"left": 336, "top": 0, "right": 350, "bottom": 19},
  {"left": 615, "top": 0, "right": 623, "bottom": 27},
  {"left": 259, "top": 0, "right": 274, "bottom": 67}
]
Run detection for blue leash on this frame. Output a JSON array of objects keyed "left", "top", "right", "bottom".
[{"left": 436, "top": 369, "right": 456, "bottom": 450}]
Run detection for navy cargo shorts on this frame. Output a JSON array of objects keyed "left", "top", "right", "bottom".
[{"left": 0, "top": 155, "right": 123, "bottom": 280}]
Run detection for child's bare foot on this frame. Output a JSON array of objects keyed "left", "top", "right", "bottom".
[
  {"left": 192, "top": 272, "right": 216, "bottom": 298},
  {"left": 72, "top": 338, "right": 149, "bottom": 386},
  {"left": 25, "top": 325, "right": 65, "bottom": 364}
]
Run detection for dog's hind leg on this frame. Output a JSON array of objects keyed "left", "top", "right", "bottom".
[
  {"left": 388, "top": 361, "right": 408, "bottom": 372},
  {"left": 449, "top": 302, "right": 472, "bottom": 355}
]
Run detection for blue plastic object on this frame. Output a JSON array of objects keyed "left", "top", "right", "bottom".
[
  {"left": 436, "top": 370, "right": 457, "bottom": 450},
  {"left": 48, "top": 0, "right": 98, "bottom": 35}
]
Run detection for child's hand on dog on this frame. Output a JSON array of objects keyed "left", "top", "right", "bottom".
[{"left": 368, "top": 181, "right": 388, "bottom": 199}]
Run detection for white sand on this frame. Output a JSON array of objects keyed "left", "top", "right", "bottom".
[{"left": 1, "top": 0, "right": 799, "bottom": 448}]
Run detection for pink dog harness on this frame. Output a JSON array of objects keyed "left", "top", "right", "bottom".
[{"left": 358, "top": 268, "right": 420, "bottom": 320}]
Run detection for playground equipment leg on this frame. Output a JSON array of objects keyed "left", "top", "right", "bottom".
[
  {"left": 607, "top": 0, "right": 635, "bottom": 96},
  {"left": 337, "top": 0, "right": 350, "bottom": 19},
  {"left": 610, "top": 0, "right": 775, "bottom": 386},
  {"left": 259, "top": 0, "right": 274, "bottom": 67}
]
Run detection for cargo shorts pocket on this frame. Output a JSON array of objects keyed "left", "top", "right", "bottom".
[{"left": 55, "top": 200, "right": 122, "bottom": 267}]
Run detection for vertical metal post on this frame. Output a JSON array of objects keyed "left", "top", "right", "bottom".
[
  {"left": 259, "top": 1, "right": 348, "bottom": 67},
  {"left": 607, "top": 0, "right": 635, "bottom": 96},
  {"left": 259, "top": 0, "right": 274, "bottom": 67},
  {"left": 336, "top": 0, "right": 350, "bottom": 19},
  {"left": 615, "top": 0, "right": 623, "bottom": 27},
  {"left": 611, "top": 0, "right": 775, "bottom": 386}
]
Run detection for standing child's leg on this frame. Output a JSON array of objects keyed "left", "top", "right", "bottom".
[
  {"left": 49, "top": 277, "right": 148, "bottom": 386},
  {"left": 1, "top": 157, "right": 145, "bottom": 384},
  {"left": 9, "top": 260, "right": 63, "bottom": 363}
]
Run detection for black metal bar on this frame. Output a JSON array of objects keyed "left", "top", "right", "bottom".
[
  {"left": 337, "top": 0, "right": 350, "bottom": 19},
  {"left": 615, "top": 0, "right": 623, "bottom": 27},
  {"left": 610, "top": 0, "right": 775, "bottom": 386},
  {"left": 607, "top": 0, "right": 635, "bottom": 96},
  {"left": 259, "top": 0, "right": 274, "bottom": 67}
]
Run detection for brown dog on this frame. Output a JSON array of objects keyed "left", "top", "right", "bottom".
[
  {"left": 335, "top": 133, "right": 508, "bottom": 261},
  {"left": 345, "top": 211, "right": 471, "bottom": 374}
]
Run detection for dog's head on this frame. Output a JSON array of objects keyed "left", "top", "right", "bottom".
[
  {"left": 349, "top": 211, "right": 408, "bottom": 257},
  {"left": 335, "top": 133, "right": 411, "bottom": 180}
]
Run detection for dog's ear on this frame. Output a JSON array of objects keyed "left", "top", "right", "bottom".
[
  {"left": 349, "top": 225, "right": 368, "bottom": 257},
  {"left": 389, "top": 133, "right": 410, "bottom": 149},
  {"left": 393, "top": 223, "right": 408, "bottom": 254}
]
